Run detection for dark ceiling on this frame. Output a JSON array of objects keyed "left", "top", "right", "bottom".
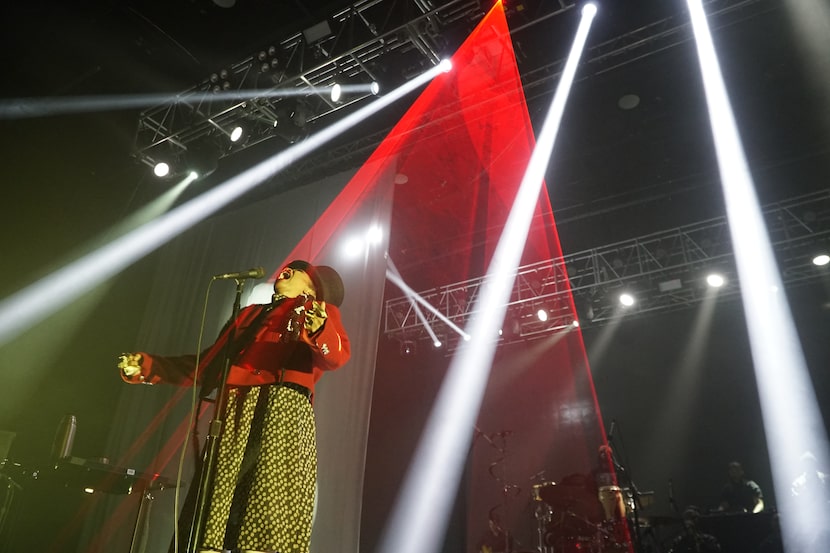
[{"left": 2, "top": 0, "right": 828, "bottom": 295}]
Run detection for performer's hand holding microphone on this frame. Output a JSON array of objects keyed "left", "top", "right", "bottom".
[
  {"left": 304, "top": 299, "right": 327, "bottom": 333},
  {"left": 283, "top": 294, "right": 328, "bottom": 342}
]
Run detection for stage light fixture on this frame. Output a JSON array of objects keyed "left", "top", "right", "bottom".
[
  {"left": 371, "top": 81, "right": 380, "bottom": 95},
  {"left": 207, "top": 118, "right": 246, "bottom": 145},
  {"left": 619, "top": 293, "right": 635, "bottom": 307},
  {"left": 153, "top": 162, "right": 170, "bottom": 178},
  {"left": 812, "top": 253, "right": 829, "bottom": 266},
  {"left": 255, "top": 46, "right": 281, "bottom": 77},
  {"left": 330, "top": 83, "right": 342, "bottom": 103},
  {"left": 582, "top": 2, "right": 598, "bottom": 17},
  {"left": 536, "top": 308, "right": 548, "bottom": 322},
  {"left": 400, "top": 340, "right": 417, "bottom": 357},
  {"left": 706, "top": 273, "right": 725, "bottom": 288},
  {"left": 209, "top": 68, "right": 232, "bottom": 93}
]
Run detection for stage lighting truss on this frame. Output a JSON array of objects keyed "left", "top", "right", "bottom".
[
  {"left": 132, "top": 0, "right": 488, "bottom": 172},
  {"left": 275, "top": 0, "right": 767, "bottom": 188},
  {"left": 131, "top": 0, "right": 766, "bottom": 181},
  {"left": 384, "top": 190, "right": 830, "bottom": 352}
]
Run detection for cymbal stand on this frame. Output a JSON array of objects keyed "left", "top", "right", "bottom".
[
  {"left": 479, "top": 428, "right": 523, "bottom": 553},
  {"left": 534, "top": 502, "right": 553, "bottom": 553}
]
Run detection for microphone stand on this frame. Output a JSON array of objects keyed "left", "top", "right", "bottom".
[{"left": 186, "top": 278, "right": 246, "bottom": 553}]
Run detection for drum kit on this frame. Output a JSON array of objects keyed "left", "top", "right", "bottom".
[{"left": 530, "top": 479, "right": 665, "bottom": 553}]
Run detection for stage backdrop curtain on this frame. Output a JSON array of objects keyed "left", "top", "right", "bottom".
[{"left": 99, "top": 165, "right": 387, "bottom": 553}]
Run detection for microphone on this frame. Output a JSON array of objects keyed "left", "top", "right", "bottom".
[{"left": 212, "top": 267, "right": 266, "bottom": 280}]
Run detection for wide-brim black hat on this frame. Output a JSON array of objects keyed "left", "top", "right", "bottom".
[{"left": 287, "top": 260, "right": 345, "bottom": 307}]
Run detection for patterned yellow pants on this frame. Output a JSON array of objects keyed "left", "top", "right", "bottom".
[{"left": 201, "top": 385, "right": 316, "bottom": 553}]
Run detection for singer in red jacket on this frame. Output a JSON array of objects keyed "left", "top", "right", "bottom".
[{"left": 118, "top": 260, "right": 350, "bottom": 553}]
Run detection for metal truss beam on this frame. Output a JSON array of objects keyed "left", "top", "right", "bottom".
[
  {"left": 383, "top": 190, "right": 830, "bottom": 351},
  {"left": 131, "top": 0, "right": 768, "bottom": 178},
  {"left": 132, "top": 0, "right": 485, "bottom": 170},
  {"left": 275, "top": 0, "right": 771, "bottom": 187}
]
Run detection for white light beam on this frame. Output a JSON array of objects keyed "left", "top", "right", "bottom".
[
  {"left": 687, "top": 1, "right": 830, "bottom": 550},
  {"left": 376, "top": 7, "right": 597, "bottom": 553},
  {"left": 0, "top": 63, "right": 451, "bottom": 345},
  {"left": 386, "top": 259, "right": 442, "bottom": 347}
]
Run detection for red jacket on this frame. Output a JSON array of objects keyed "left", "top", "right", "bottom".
[{"left": 122, "top": 298, "right": 350, "bottom": 399}]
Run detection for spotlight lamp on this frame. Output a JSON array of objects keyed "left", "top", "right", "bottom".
[
  {"left": 583, "top": 3, "right": 598, "bottom": 16},
  {"left": 706, "top": 273, "right": 726, "bottom": 288},
  {"left": 207, "top": 118, "right": 246, "bottom": 145},
  {"left": 400, "top": 340, "right": 417, "bottom": 357},
  {"left": 812, "top": 253, "right": 830, "bottom": 267},
  {"left": 153, "top": 161, "right": 171, "bottom": 178},
  {"left": 209, "top": 68, "right": 232, "bottom": 92},
  {"left": 619, "top": 293, "right": 635, "bottom": 307},
  {"left": 330, "top": 83, "right": 342, "bottom": 103},
  {"left": 257, "top": 48, "right": 280, "bottom": 73}
]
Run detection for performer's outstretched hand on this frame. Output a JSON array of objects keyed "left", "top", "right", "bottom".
[{"left": 118, "top": 352, "right": 143, "bottom": 377}]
